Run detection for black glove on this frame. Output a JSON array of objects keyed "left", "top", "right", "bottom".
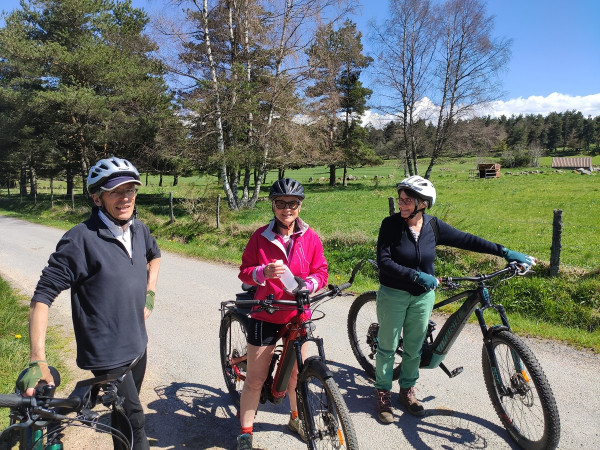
[{"left": 292, "top": 276, "right": 307, "bottom": 294}]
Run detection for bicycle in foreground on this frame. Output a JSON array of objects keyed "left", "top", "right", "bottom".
[
  {"left": 0, "top": 354, "right": 142, "bottom": 449},
  {"left": 219, "top": 268, "right": 363, "bottom": 450},
  {"left": 347, "top": 261, "right": 560, "bottom": 450}
]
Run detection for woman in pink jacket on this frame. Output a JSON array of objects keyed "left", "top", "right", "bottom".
[{"left": 236, "top": 178, "right": 328, "bottom": 450}]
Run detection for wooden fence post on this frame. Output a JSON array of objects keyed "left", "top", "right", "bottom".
[
  {"left": 550, "top": 209, "right": 562, "bottom": 276},
  {"left": 216, "top": 194, "right": 221, "bottom": 229},
  {"left": 71, "top": 190, "right": 75, "bottom": 211},
  {"left": 169, "top": 192, "right": 174, "bottom": 224},
  {"left": 388, "top": 197, "right": 396, "bottom": 216}
]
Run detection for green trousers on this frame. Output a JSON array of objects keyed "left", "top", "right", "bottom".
[{"left": 374, "top": 284, "right": 435, "bottom": 391}]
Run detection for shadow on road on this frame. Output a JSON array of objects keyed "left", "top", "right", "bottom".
[
  {"left": 144, "top": 381, "right": 304, "bottom": 449},
  {"left": 326, "top": 359, "right": 518, "bottom": 449},
  {"left": 145, "top": 382, "right": 235, "bottom": 449}
]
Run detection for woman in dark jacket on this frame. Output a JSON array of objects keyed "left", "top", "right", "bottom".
[{"left": 374, "top": 175, "right": 536, "bottom": 424}]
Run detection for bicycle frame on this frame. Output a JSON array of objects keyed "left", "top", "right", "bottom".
[
  {"left": 420, "top": 270, "right": 517, "bottom": 381},
  {"left": 222, "top": 291, "right": 328, "bottom": 405}
]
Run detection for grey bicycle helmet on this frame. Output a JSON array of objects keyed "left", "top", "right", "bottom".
[
  {"left": 87, "top": 157, "right": 141, "bottom": 195},
  {"left": 269, "top": 178, "right": 305, "bottom": 200},
  {"left": 397, "top": 175, "right": 436, "bottom": 208}
]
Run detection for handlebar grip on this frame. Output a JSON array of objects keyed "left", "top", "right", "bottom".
[
  {"left": 338, "top": 282, "right": 351, "bottom": 291},
  {"left": 0, "top": 394, "right": 30, "bottom": 408},
  {"left": 234, "top": 299, "right": 260, "bottom": 307},
  {"left": 46, "top": 396, "right": 82, "bottom": 411}
]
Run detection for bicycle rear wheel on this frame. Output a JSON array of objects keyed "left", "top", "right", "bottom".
[
  {"left": 482, "top": 330, "right": 560, "bottom": 450},
  {"left": 347, "top": 291, "right": 401, "bottom": 381},
  {"left": 297, "top": 358, "right": 358, "bottom": 450},
  {"left": 219, "top": 311, "right": 248, "bottom": 407}
]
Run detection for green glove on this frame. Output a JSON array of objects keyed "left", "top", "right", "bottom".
[
  {"left": 17, "top": 360, "right": 52, "bottom": 393},
  {"left": 145, "top": 290, "right": 155, "bottom": 311},
  {"left": 502, "top": 247, "right": 536, "bottom": 268},
  {"left": 413, "top": 271, "right": 439, "bottom": 291}
]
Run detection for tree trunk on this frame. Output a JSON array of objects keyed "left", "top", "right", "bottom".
[
  {"left": 329, "top": 164, "right": 336, "bottom": 186},
  {"left": 200, "top": 0, "right": 237, "bottom": 209},
  {"left": 20, "top": 165, "right": 27, "bottom": 197},
  {"left": 29, "top": 163, "right": 37, "bottom": 198}
]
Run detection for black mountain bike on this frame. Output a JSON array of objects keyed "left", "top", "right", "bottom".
[
  {"left": 347, "top": 261, "right": 560, "bottom": 450},
  {"left": 220, "top": 269, "right": 364, "bottom": 450},
  {"left": 0, "top": 354, "right": 143, "bottom": 449}
]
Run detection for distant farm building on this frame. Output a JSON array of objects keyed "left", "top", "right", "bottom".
[
  {"left": 551, "top": 157, "right": 592, "bottom": 171},
  {"left": 470, "top": 163, "right": 501, "bottom": 179}
]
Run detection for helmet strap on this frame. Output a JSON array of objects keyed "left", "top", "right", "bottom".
[
  {"left": 405, "top": 205, "right": 426, "bottom": 220},
  {"left": 274, "top": 216, "right": 295, "bottom": 233}
]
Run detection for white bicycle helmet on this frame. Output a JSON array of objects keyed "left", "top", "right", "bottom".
[
  {"left": 396, "top": 175, "right": 436, "bottom": 208},
  {"left": 87, "top": 157, "right": 141, "bottom": 194}
]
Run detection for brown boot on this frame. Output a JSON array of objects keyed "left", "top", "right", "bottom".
[
  {"left": 376, "top": 389, "right": 394, "bottom": 424},
  {"left": 399, "top": 386, "right": 425, "bottom": 416}
]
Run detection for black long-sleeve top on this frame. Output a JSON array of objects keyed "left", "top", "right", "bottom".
[
  {"left": 377, "top": 213, "right": 504, "bottom": 295},
  {"left": 32, "top": 208, "right": 161, "bottom": 370}
]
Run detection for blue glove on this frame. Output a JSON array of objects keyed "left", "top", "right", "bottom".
[
  {"left": 413, "top": 271, "right": 439, "bottom": 291},
  {"left": 502, "top": 247, "right": 536, "bottom": 267}
]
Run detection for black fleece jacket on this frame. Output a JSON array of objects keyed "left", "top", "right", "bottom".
[
  {"left": 377, "top": 213, "right": 504, "bottom": 296},
  {"left": 32, "top": 208, "right": 161, "bottom": 370}
]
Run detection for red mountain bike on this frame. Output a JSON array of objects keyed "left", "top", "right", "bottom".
[{"left": 220, "top": 271, "right": 362, "bottom": 450}]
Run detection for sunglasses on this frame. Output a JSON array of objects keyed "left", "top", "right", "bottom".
[{"left": 273, "top": 200, "right": 301, "bottom": 210}]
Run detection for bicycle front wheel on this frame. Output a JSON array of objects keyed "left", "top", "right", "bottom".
[
  {"left": 482, "top": 330, "right": 560, "bottom": 450},
  {"left": 297, "top": 359, "right": 358, "bottom": 450},
  {"left": 347, "top": 291, "right": 401, "bottom": 381},
  {"left": 219, "top": 311, "right": 248, "bottom": 407}
]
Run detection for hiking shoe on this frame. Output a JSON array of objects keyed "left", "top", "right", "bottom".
[
  {"left": 376, "top": 389, "right": 394, "bottom": 424},
  {"left": 288, "top": 417, "right": 307, "bottom": 441},
  {"left": 237, "top": 433, "right": 253, "bottom": 450},
  {"left": 399, "top": 386, "right": 425, "bottom": 416}
]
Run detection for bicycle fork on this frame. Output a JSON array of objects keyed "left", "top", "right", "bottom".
[{"left": 477, "top": 300, "right": 528, "bottom": 397}]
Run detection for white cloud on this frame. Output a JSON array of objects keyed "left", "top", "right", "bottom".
[
  {"left": 363, "top": 92, "right": 600, "bottom": 128},
  {"left": 482, "top": 93, "right": 600, "bottom": 118}
]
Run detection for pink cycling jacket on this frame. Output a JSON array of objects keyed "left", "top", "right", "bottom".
[{"left": 239, "top": 218, "right": 329, "bottom": 324}]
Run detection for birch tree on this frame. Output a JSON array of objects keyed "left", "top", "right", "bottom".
[
  {"left": 374, "top": 0, "right": 510, "bottom": 178},
  {"left": 166, "top": 0, "right": 355, "bottom": 209}
]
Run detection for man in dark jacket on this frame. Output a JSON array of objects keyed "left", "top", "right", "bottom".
[{"left": 19, "top": 157, "right": 161, "bottom": 450}]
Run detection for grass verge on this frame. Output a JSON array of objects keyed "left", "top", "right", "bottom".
[{"left": 0, "top": 277, "right": 70, "bottom": 429}]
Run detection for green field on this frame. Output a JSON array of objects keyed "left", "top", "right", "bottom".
[{"left": 1, "top": 156, "right": 599, "bottom": 351}]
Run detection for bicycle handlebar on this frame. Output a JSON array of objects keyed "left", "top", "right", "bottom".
[
  {"left": 0, "top": 394, "right": 33, "bottom": 408},
  {"left": 440, "top": 262, "right": 531, "bottom": 286},
  {"left": 231, "top": 281, "right": 353, "bottom": 311}
]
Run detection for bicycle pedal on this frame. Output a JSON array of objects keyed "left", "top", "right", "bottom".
[
  {"left": 440, "top": 362, "right": 463, "bottom": 378},
  {"left": 450, "top": 367, "right": 463, "bottom": 377}
]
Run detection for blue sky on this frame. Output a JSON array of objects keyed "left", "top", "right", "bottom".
[{"left": 2, "top": 0, "right": 600, "bottom": 120}]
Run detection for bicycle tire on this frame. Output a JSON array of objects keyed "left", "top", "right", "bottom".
[
  {"left": 482, "top": 330, "right": 560, "bottom": 450},
  {"left": 347, "top": 291, "right": 401, "bottom": 381},
  {"left": 219, "top": 311, "right": 248, "bottom": 408},
  {"left": 297, "top": 359, "right": 358, "bottom": 450}
]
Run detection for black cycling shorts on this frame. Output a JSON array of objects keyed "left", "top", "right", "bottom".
[{"left": 247, "top": 317, "right": 286, "bottom": 346}]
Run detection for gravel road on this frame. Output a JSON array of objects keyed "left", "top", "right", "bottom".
[{"left": 0, "top": 215, "right": 598, "bottom": 449}]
